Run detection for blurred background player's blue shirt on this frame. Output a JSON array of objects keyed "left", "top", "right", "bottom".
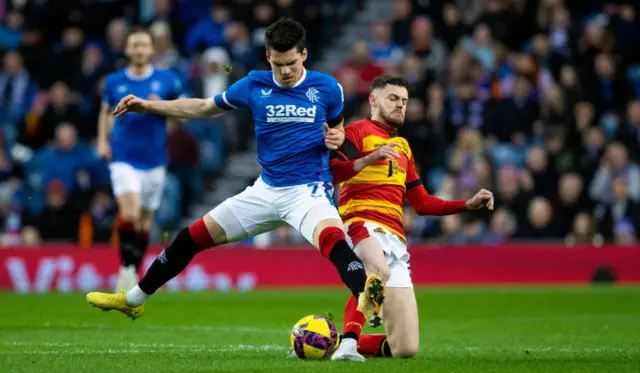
[
  {"left": 213, "top": 69, "right": 344, "bottom": 187},
  {"left": 102, "top": 68, "right": 183, "bottom": 170}
]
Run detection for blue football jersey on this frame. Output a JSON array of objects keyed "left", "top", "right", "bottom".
[
  {"left": 213, "top": 69, "right": 344, "bottom": 187},
  {"left": 102, "top": 68, "right": 183, "bottom": 170}
]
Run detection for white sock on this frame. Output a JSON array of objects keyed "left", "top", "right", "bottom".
[
  {"left": 340, "top": 337, "right": 358, "bottom": 351},
  {"left": 126, "top": 285, "right": 148, "bottom": 306}
]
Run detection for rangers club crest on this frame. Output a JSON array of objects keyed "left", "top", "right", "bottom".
[{"left": 306, "top": 87, "right": 319, "bottom": 103}]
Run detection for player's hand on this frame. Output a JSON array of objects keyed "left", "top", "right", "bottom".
[
  {"left": 113, "top": 94, "right": 149, "bottom": 117},
  {"left": 98, "top": 139, "right": 112, "bottom": 161},
  {"left": 324, "top": 124, "right": 344, "bottom": 150},
  {"left": 464, "top": 188, "right": 495, "bottom": 211},
  {"left": 360, "top": 142, "right": 402, "bottom": 167}
]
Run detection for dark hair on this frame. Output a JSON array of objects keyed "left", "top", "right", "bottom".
[
  {"left": 125, "top": 26, "right": 153, "bottom": 45},
  {"left": 370, "top": 75, "right": 409, "bottom": 92},
  {"left": 265, "top": 17, "right": 306, "bottom": 53}
]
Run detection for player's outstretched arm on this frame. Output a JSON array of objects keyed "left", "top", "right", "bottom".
[
  {"left": 405, "top": 157, "right": 494, "bottom": 215},
  {"left": 113, "top": 94, "right": 224, "bottom": 119},
  {"left": 145, "top": 98, "right": 224, "bottom": 119},
  {"left": 407, "top": 185, "right": 495, "bottom": 216},
  {"left": 406, "top": 182, "right": 467, "bottom": 216},
  {"left": 405, "top": 155, "right": 468, "bottom": 216}
]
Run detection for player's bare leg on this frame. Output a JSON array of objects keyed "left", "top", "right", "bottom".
[
  {"left": 332, "top": 236, "right": 390, "bottom": 361},
  {"left": 354, "top": 236, "right": 390, "bottom": 327},
  {"left": 355, "top": 288, "right": 419, "bottom": 358},
  {"left": 378, "top": 287, "right": 419, "bottom": 357},
  {"left": 336, "top": 233, "right": 419, "bottom": 358},
  {"left": 86, "top": 214, "right": 226, "bottom": 319},
  {"left": 312, "top": 218, "right": 385, "bottom": 324},
  {"left": 116, "top": 192, "right": 142, "bottom": 291}
]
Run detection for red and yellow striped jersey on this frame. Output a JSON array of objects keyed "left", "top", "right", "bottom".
[
  {"left": 331, "top": 119, "right": 466, "bottom": 242},
  {"left": 332, "top": 119, "right": 420, "bottom": 240}
]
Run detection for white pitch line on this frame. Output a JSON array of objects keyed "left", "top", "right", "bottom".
[
  {"left": 1, "top": 342, "right": 289, "bottom": 355},
  {"left": 8, "top": 342, "right": 73, "bottom": 347},
  {"left": 36, "top": 322, "right": 289, "bottom": 334},
  {"left": 2, "top": 341, "right": 634, "bottom": 355},
  {"left": 5, "top": 341, "right": 287, "bottom": 349},
  {"left": 433, "top": 346, "right": 636, "bottom": 354},
  {"left": 2, "top": 349, "right": 162, "bottom": 355}
]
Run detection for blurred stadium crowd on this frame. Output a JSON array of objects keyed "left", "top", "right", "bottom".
[
  {"left": 0, "top": 0, "right": 639, "bottom": 247},
  {"left": 0, "top": 0, "right": 349, "bottom": 246}
]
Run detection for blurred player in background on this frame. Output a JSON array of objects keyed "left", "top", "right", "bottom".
[
  {"left": 87, "top": 18, "right": 385, "bottom": 327},
  {"left": 328, "top": 75, "right": 494, "bottom": 360},
  {"left": 98, "top": 27, "right": 183, "bottom": 291}
]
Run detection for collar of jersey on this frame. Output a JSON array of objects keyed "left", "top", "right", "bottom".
[
  {"left": 271, "top": 68, "right": 307, "bottom": 88},
  {"left": 369, "top": 118, "right": 397, "bottom": 135},
  {"left": 125, "top": 66, "right": 155, "bottom": 80}
]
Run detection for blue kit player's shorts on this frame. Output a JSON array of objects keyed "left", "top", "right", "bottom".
[
  {"left": 208, "top": 177, "right": 341, "bottom": 244},
  {"left": 109, "top": 162, "right": 166, "bottom": 210}
]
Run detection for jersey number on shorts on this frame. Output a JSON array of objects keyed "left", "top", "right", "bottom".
[{"left": 307, "top": 182, "right": 334, "bottom": 201}]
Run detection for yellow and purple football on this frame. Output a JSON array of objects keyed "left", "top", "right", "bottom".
[{"left": 290, "top": 314, "right": 339, "bottom": 360}]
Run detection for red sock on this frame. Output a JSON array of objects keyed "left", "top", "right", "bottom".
[
  {"left": 318, "top": 226, "right": 345, "bottom": 258},
  {"left": 119, "top": 220, "right": 136, "bottom": 232},
  {"left": 358, "top": 334, "right": 392, "bottom": 357},
  {"left": 342, "top": 295, "right": 366, "bottom": 338},
  {"left": 187, "top": 218, "right": 216, "bottom": 249}
]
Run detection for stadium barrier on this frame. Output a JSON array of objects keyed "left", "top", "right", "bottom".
[{"left": 1, "top": 244, "right": 639, "bottom": 292}]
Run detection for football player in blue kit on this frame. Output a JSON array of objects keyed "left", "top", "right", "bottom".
[
  {"left": 87, "top": 18, "right": 385, "bottom": 326},
  {"left": 98, "top": 27, "right": 183, "bottom": 291}
]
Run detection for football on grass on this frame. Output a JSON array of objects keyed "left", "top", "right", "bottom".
[{"left": 290, "top": 315, "right": 339, "bottom": 359}]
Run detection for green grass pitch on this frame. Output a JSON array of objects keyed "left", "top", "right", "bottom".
[{"left": 1, "top": 287, "right": 639, "bottom": 372}]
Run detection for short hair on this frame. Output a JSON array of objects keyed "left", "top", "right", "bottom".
[
  {"left": 125, "top": 26, "right": 153, "bottom": 45},
  {"left": 370, "top": 75, "right": 409, "bottom": 92},
  {"left": 265, "top": 17, "right": 306, "bottom": 53}
]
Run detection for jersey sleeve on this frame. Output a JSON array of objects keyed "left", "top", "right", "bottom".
[
  {"left": 213, "top": 75, "right": 251, "bottom": 110},
  {"left": 405, "top": 155, "right": 467, "bottom": 215},
  {"left": 326, "top": 76, "right": 344, "bottom": 121},
  {"left": 405, "top": 155, "right": 422, "bottom": 190},
  {"left": 101, "top": 75, "right": 115, "bottom": 108},
  {"left": 329, "top": 125, "right": 363, "bottom": 183},
  {"left": 331, "top": 124, "right": 362, "bottom": 161}
]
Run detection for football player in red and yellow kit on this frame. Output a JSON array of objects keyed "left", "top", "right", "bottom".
[{"left": 329, "top": 75, "right": 494, "bottom": 361}]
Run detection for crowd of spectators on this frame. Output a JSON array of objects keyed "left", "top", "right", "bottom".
[
  {"left": 322, "top": 0, "right": 640, "bottom": 246},
  {"left": 1, "top": 0, "right": 639, "bottom": 247},
  {"left": 0, "top": 0, "right": 353, "bottom": 246}
]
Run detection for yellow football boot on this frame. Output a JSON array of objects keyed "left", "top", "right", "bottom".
[
  {"left": 86, "top": 290, "right": 144, "bottom": 320},
  {"left": 356, "top": 274, "right": 385, "bottom": 327}
]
